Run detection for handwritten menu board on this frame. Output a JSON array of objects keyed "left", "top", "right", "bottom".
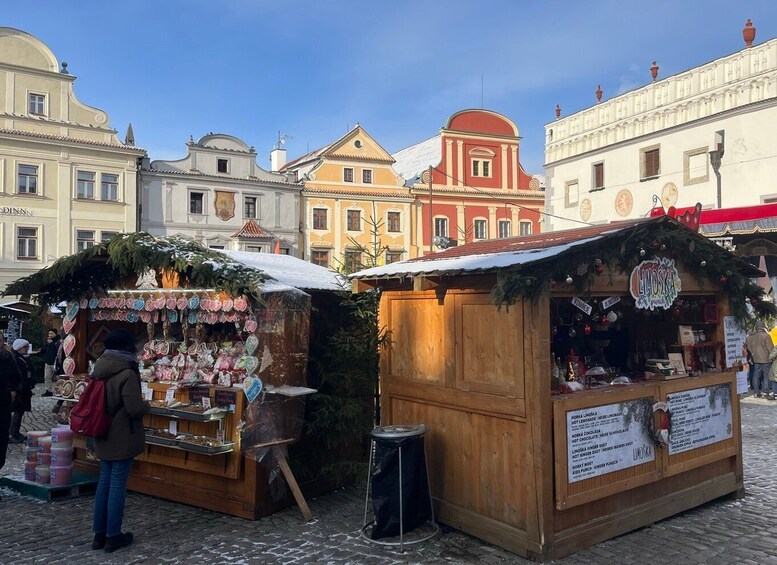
[
  {"left": 668, "top": 384, "right": 732, "bottom": 455},
  {"left": 188, "top": 387, "right": 211, "bottom": 404},
  {"left": 215, "top": 389, "right": 237, "bottom": 412},
  {"left": 567, "top": 398, "right": 655, "bottom": 483},
  {"left": 723, "top": 316, "right": 747, "bottom": 368}
]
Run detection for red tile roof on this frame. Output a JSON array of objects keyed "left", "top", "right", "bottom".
[
  {"left": 0, "top": 127, "right": 146, "bottom": 153},
  {"left": 231, "top": 220, "right": 275, "bottom": 239}
]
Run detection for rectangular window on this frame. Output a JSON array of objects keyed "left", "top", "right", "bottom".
[
  {"left": 101, "top": 174, "right": 119, "bottom": 201},
  {"left": 77, "top": 171, "right": 95, "bottom": 199},
  {"left": 28, "top": 93, "right": 45, "bottom": 115},
  {"left": 385, "top": 251, "right": 402, "bottom": 264},
  {"left": 472, "top": 159, "right": 492, "bottom": 178},
  {"left": 101, "top": 231, "right": 119, "bottom": 242},
  {"left": 217, "top": 159, "right": 228, "bottom": 173},
  {"left": 279, "top": 248, "right": 289, "bottom": 255},
  {"left": 313, "top": 207, "right": 328, "bottom": 230},
  {"left": 244, "top": 196, "right": 257, "bottom": 219},
  {"left": 343, "top": 250, "right": 363, "bottom": 273},
  {"left": 641, "top": 146, "right": 660, "bottom": 179},
  {"left": 519, "top": 221, "right": 533, "bottom": 236},
  {"left": 189, "top": 192, "right": 204, "bottom": 214},
  {"left": 498, "top": 220, "right": 511, "bottom": 238},
  {"left": 76, "top": 230, "right": 95, "bottom": 252},
  {"left": 362, "top": 169, "right": 373, "bottom": 184},
  {"left": 343, "top": 168, "right": 354, "bottom": 183},
  {"left": 311, "top": 249, "right": 330, "bottom": 267},
  {"left": 474, "top": 219, "right": 487, "bottom": 240},
  {"left": 434, "top": 217, "right": 448, "bottom": 237},
  {"left": 209, "top": 245, "right": 225, "bottom": 250},
  {"left": 387, "top": 211, "right": 401, "bottom": 232},
  {"left": 683, "top": 147, "right": 709, "bottom": 186},
  {"left": 593, "top": 163, "right": 604, "bottom": 190},
  {"left": 347, "top": 209, "right": 361, "bottom": 231},
  {"left": 564, "top": 180, "right": 579, "bottom": 208},
  {"left": 18, "top": 164, "right": 38, "bottom": 194},
  {"left": 17, "top": 227, "right": 38, "bottom": 259},
  {"left": 246, "top": 245, "right": 262, "bottom": 253}
]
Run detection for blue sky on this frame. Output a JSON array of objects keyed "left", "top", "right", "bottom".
[{"left": 5, "top": 1, "right": 777, "bottom": 174}]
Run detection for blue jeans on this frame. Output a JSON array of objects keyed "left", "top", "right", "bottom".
[
  {"left": 92, "top": 458, "right": 134, "bottom": 537},
  {"left": 752, "top": 363, "right": 770, "bottom": 394}
]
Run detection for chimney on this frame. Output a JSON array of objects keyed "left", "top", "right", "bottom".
[{"left": 270, "top": 145, "right": 287, "bottom": 172}]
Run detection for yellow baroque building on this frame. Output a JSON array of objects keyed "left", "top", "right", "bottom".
[{"left": 282, "top": 125, "right": 413, "bottom": 271}]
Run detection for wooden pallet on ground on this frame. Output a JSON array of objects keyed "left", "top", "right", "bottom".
[{"left": 0, "top": 470, "right": 98, "bottom": 501}]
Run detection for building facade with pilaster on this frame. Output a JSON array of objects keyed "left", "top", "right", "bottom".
[
  {"left": 0, "top": 27, "right": 145, "bottom": 293},
  {"left": 392, "top": 109, "right": 544, "bottom": 256},
  {"left": 544, "top": 22, "right": 777, "bottom": 233},
  {"left": 140, "top": 133, "right": 302, "bottom": 255}
]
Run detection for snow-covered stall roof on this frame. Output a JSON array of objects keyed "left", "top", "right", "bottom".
[{"left": 221, "top": 251, "right": 348, "bottom": 292}]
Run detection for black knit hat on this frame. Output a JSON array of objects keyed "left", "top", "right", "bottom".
[{"left": 103, "top": 329, "right": 137, "bottom": 353}]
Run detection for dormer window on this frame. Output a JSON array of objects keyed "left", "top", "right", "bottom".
[
  {"left": 28, "top": 93, "right": 46, "bottom": 115},
  {"left": 217, "top": 159, "right": 229, "bottom": 173},
  {"left": 469, "top": 147, "right": 495, "bottom": 178}
]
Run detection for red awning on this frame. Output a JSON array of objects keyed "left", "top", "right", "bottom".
[{"left": 650, "top": 203, "right": 777, "bottom": 236}]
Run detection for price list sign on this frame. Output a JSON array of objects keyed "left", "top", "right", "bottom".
[
  {"left": 668, "top": 384, "right": 732, "bottom": 455},
  {"left": 567, "top": 398, "right": 655, "bottom": 483}
]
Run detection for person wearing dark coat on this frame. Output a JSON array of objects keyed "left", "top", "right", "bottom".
[
  {"left": 0, "top": 332, "right": 22, "bottom": 470},
  {"left": 9, "top": 339, "right": 33, "bottom": 443},
  {"left": 91, "top": 329, "right": 149, "bottom": 554},
  {"left": 42, "top": 328, "right": 62, "bottom": 396}
]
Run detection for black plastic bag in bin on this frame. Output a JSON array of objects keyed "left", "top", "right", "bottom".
[{"left": 370, "top": 425, "right": 432, "bottom": 539}]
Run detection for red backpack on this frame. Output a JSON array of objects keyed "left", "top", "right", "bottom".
[{"left": 70, "top": 377, "right": 112, "bottom": 438}]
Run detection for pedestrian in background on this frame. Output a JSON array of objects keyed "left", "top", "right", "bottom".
[
  {"left": 42, "top": 328, "right": 61, "bottom": 397},
  {"left": 9, "top": 338, "right": 33, "bottom": 443},
  {"left": 746, "top": 321, "right": 775, "bottom": 399},
  {"left": 0, "top": 332, "right": 21, "bottom": 471},
  {"left": 91, "top": 329, "right": 149, "bottom": 553}
]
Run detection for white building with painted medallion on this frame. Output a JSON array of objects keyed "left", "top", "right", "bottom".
[
  {"left": 544, "top": 21, "right": 777, "bottom": 232},
  {"left": 140, "top": 133, "right": 302, "bottom": 255}
]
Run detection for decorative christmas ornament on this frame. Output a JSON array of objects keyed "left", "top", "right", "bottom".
[
  {"left": 584, "top": 324, "right": 592, "bottom": 335},
  {"left": 639, "top": 248, "right": 646, "bottom": 257},
  {"left": 566, "top": 275, "right": 573, "bottom": 284},
  {"left": 568, "top": 327, "right": 577, "bottom": 337},
  {"left": 651, "top": 241, "right": 660, "bottom": 249},
  {"left": 606, "top": 311, "right": 618, "bottom": 323},
  {"left": 700, "top": 260, "right": 707, "bottom": 267},
  {"left": 551, "top": 280, "right": 557, "bottom": 289},
  {"left": 720, "top": 275, "right": 728, "bottom": 284}
]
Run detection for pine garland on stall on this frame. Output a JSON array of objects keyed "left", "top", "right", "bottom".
[
  {"left": 4, "top": 233, "right": 271, "bottom": 305},
  {"left": 490, "top": 220, "right": 776, "bottom": 326}
]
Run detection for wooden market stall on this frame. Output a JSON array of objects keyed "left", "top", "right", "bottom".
[
  {"left": 350, "top": 215, "right": 771, "bottom": 561},
  {"left": 5, "top": 234, "right": 349, "bottom": 520}
]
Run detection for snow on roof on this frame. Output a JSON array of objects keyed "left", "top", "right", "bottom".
[
  {"left": 350, "top": 236, "right": 603, "bottom": 280},
  {"left": 391, "top": 135, "right": 441, "bottom": 182},
  {"left": 350, "top": 220, "right": 652, "bottom": 280},
  {"left": 220, "top": 250, "right": 348, "bottom": 292}
]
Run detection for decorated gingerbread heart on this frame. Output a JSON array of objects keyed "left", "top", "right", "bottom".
[
  {"left": 243, "top": 355, "right": 259, "bottom": 375},
  {"left": 245, "top": 335, "right": 259, "bottom": 356},
  {"left": 65, "top": 302, "right": 79, "bottom": 321},
  {"left": 63, "top": 317, "right": 76, "bottom": 335},
  {"left": 62, "top": 334, "right": 76, "bottom": 356},
  {"left": 234, "top": 297, "right": 248, "bottom": 312},
  {"left": 166, "top": 297, "right": 177, "bottom": 310},
  {"left": 244, "top": 318, "right": 258, "bottom": 334},
  {"left": 177, "top": 297, "right": 188, "bottom": 310},
  {"left": 62, "top": 357, "right": 76, "bottom": 376},
  {"left": 222, "top": 298, "right": 234, "bottom": 312},
  {"left": 242, "top": 375, "right": 263, "bottom": 403}
]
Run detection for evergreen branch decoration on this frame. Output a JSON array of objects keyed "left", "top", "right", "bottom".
[
  {"left": 4, "top": 233, "right": 272, "bottom": 305},
  {"left": 490, "top": 218, "right": 770, "bottom": 326}
]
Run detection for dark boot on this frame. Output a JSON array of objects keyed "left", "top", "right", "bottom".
[
  {"left": 91, "top": 533, "right": 106, "bottom": 550},
  {"left": 104, "top": 532, "right": 133, "bottom": 553}
]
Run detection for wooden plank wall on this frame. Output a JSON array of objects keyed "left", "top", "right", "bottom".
[{"left": 380, "top": 289, "right": 551, "bottom": 557}]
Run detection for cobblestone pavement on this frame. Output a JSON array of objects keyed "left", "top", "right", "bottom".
[{"left": 2, "top": 386, "right": 777, "bottom": 564}]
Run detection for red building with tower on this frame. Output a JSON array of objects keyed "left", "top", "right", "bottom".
[{"left": 393, "top": 109, "right": 544, "bottom": 256}]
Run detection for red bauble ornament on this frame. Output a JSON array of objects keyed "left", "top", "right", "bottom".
[
  {"left": 651, "top": 240, "right": 661, "bottom": 249},
  {"left": 719, "top": 275, "right": 728, "bottom": 284},
  {"left": 595, "top": 264, "right": 605, "bottom": 274},
  {"left": 584, "top": 324, "right": 592, "bottom": 335},
  {"left": 551, "top": 280, "right": 557, "bottom": 288}
]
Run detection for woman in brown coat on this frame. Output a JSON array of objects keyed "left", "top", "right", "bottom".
[{"left": 90, "top": 329, "right": 149, "bottom": 553}]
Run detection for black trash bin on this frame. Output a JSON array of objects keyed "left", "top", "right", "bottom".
[{"left": 362, "top": 424, "right": 438, "bottom": 549}]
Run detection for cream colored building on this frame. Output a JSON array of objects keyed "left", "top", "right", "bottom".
[
  {"left": 0, "top": 27, "right": 144, "bottom": 292},
  {"left": 140, "top": 133, "right": 302, "bottom": 255},
  {"left": 544, "top": 28, "right": 777, "bottom": 232}
]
